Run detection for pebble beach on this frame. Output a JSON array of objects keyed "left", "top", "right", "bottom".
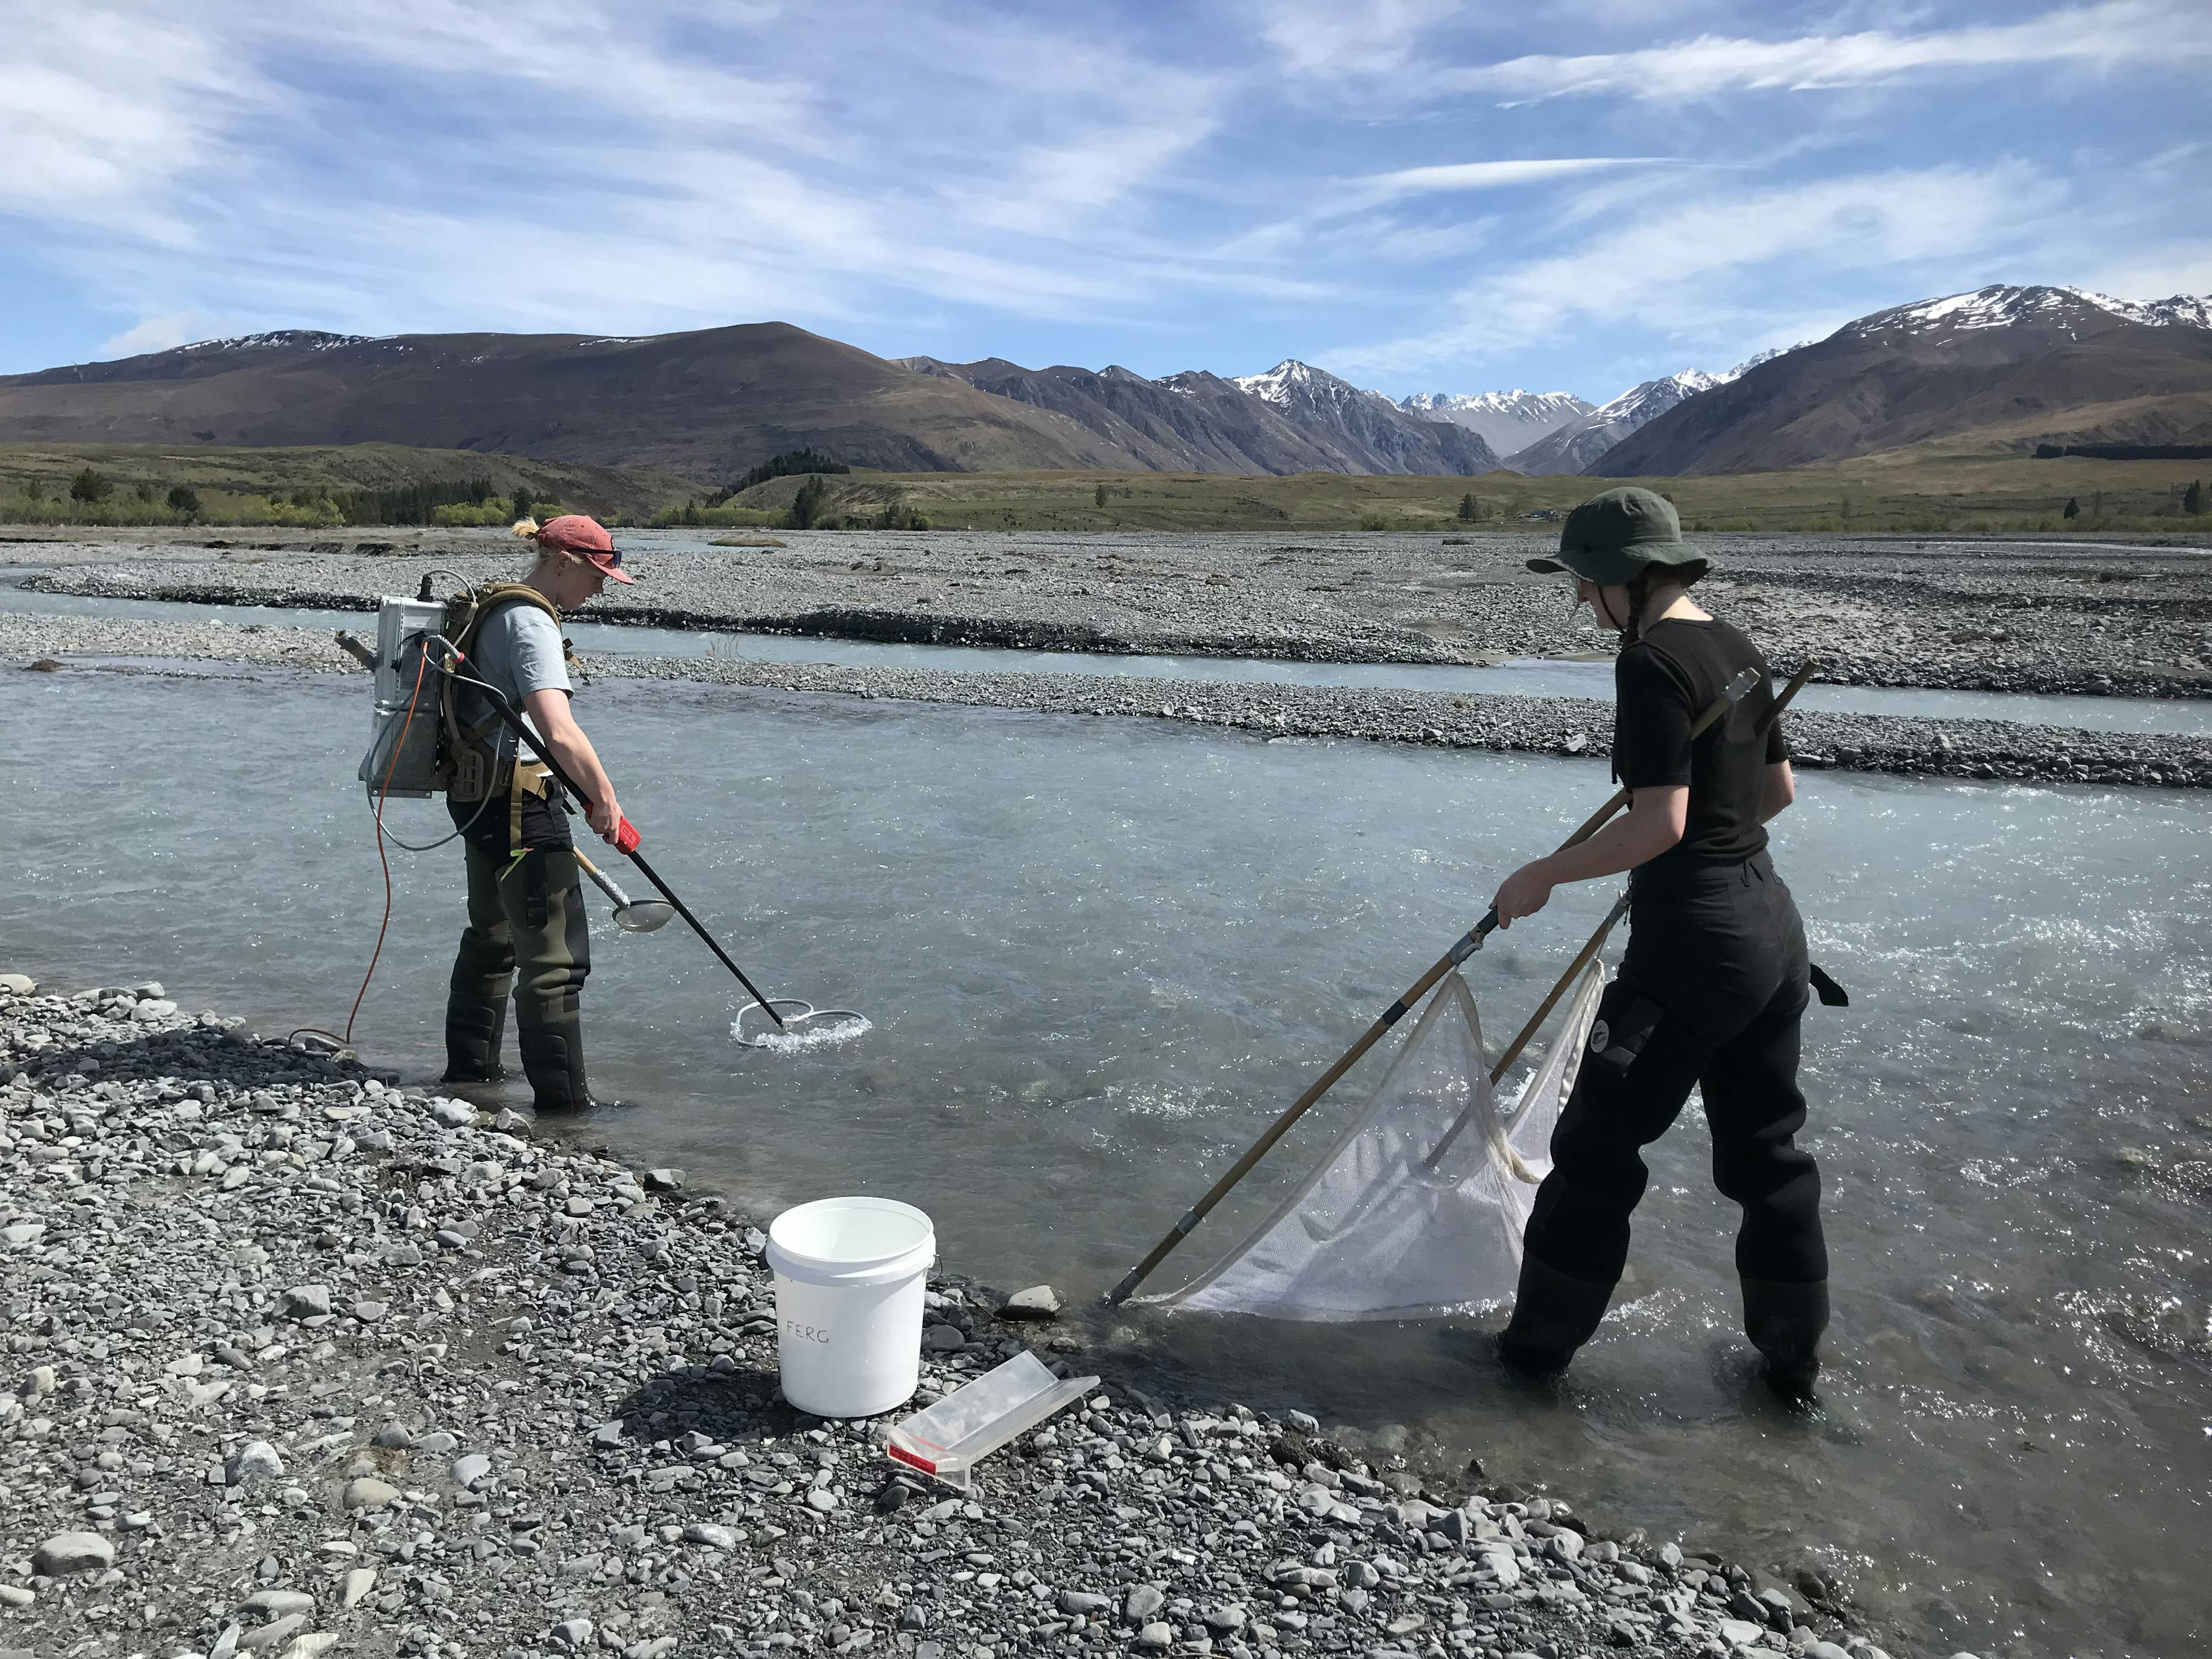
[{"left": 2, "top": 980, "right": 1904, "bottom": 1659}]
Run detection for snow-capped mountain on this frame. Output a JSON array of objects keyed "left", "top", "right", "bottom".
[
  {"left": 177, "top": 330, "right": 372, "bottom": 356},
  {"left": 1398, "top": 389, "right": 1592, "bottom": 456},
  {"left": 1232, "top": 359, "right": 1397, "bottom": 415},
  {"left": 1596, "top": 283, "right": 2212, "bottom": 476},
  {"left": 1225, "top": 359, "right": 1500, "bottom": 473},
  {"left": 1843, "top": 284, "right": 2212, "bottom": 341},
  {"left": 1505, "top": 370, "right": 1725, "bottom": 476},
  {"left": 1501, "top": 344, "right": 1812, "bottom": 476}
]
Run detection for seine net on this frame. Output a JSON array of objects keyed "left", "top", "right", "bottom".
[{"left": 1151, "top": 961, "right": 1605, "bottom": 1322}]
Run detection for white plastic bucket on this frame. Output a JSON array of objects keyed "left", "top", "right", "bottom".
[{"left": 766, "top": 1196, "right": 935, "bottom": 1418}]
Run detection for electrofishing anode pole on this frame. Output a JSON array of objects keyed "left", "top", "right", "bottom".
[
  {"left": 444, "top": 643, "right": 787, "bottom": 1029},
  {"left": 1105, "top": 657, "right": 1820, "bottom": 1306}
]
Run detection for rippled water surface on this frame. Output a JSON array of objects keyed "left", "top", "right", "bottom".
[{"left": 2, "top": 664, "right": 2208, "bottom": 1658}]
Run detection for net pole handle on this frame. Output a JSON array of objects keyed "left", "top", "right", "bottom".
[
  {"left": 1417, "top": 893, "right": 1630, "bottom": 1176},
  {"left": 1105, "top": 944, "right": 1465, "bottom": 1305},
  {"left": 1488, "top": 891, "right": 1630, "bottom": 1089}
]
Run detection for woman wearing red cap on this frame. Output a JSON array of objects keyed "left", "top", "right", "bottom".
[{"left": 442, "top": 514, "right": 633, "bottom": 1111}]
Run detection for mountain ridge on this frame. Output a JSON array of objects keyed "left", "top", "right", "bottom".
[
  {"left": 0, "top": 323, "right": 1152, "bottom": 480},
  {"left": 8, "top": 279, "right": 2208, "bottom": 484},
  {"left": 1592, "top": 284, "right": 2212, "bottom": 475}
]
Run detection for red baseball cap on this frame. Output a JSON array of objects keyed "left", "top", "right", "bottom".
[{"left": 534, "top": 514, "right": 633, "bottom": 584}]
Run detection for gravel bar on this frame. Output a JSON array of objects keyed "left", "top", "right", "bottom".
[
  {"left": 2, "top": 976, "right": 1911, "bottom": 1659},
  {"left": 6, "top": 612, "right": 2209, "bottom": 790},
  {"left": 15, "top": 527, "right": 2212, "bottom": 698}
]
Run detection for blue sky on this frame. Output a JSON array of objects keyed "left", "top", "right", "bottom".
[{"left": 4, "top": 1, "right": 2208, "bottom": 403}]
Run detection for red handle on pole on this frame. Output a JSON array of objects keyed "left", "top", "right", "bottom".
[{"left": 610, "top": 815, "right": 641, "bottom": 855}]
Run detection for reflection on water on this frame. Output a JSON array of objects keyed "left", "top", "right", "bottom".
[
  {"left": 1, "top": 665, "right": 2208, "bottom": 1659},
  {"left": 6, "top": 576, "right": 2209, "bottom": 736}
]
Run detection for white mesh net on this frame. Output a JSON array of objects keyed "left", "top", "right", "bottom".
[{"left": 1152, "top": 962, "right": 1605, "bottom": 1322}]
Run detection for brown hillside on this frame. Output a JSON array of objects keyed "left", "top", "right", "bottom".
[{"left": 0, "top": 324, "right": 1150, "bottom": 483}]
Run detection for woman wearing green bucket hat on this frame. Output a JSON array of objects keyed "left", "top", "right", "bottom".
[{"left": 1490, "top": 487, "right": 1828, "bottom": 1399}]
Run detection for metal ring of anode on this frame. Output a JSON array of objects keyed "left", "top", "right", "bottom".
[{"left": 732, "top": 1000, "right": 870, "bottom": 1049}]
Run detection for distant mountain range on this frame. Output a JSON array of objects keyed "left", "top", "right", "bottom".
[
  {"left": 901, "top": 355, "right": 1497, "bottom": 475},
  {"left": 1596, "top": 286, "right": 2212, "bottom": 475},
  {"left": 2, "top": 282, "right": 2206, "bottom": 482},
  {"left": 1224, "top": 360, "right": 1498, "bottom": 473},
  {"left": 1398, "top": 389, "right": 1592, "bottom": 456}
]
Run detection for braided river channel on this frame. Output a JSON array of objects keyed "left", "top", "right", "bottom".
[{"left": 2, "top": 661, "right": 2207, "bottom": 1658}]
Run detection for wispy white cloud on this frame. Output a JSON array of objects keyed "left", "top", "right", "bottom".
[
  {"left": 97, "top": 312, "right": 204, "bottom": 359},
  {"left": 1253, "top": 0, "right": 1461, "bottom": 80},
  {"left": 3, "top": 1, "right": 2209, "bottom": 396},
  {"left": 1343, "top": 157, "right": 1669, "bottom": 211},
  {"left": 1449, "top": 1, "right": 2212, "bottom": 103},
  {"left": 1332, "top": 162, "right": 2070, "bottom": 373}
]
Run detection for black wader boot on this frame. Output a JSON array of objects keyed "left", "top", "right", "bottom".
[
  {"left": 1743, "top": 1277, "right": 1828, "bottom": 1401},
  {"left": 450, "top": 840, "right": 603, "bottom": 1112},
  {"left": 1498, "top": 1256, "right": 1615, "bottom": 1375},
  {"left": 445, "top": 848, "right": 515, "bottom": 1083}
]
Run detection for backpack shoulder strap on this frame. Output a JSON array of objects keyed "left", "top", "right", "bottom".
[{"left": 456, "top": 583, "right": 561, "bottom": 655}]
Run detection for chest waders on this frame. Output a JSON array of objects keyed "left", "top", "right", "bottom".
[
  {"left": 1499, "top": 672, "right": 1835, "bottom": 1401},
  {"left": 437, "top": 586, "right": 604, "bottom": 1112}
]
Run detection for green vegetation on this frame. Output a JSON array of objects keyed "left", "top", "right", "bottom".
[
  {"left": 729, "top": 449, "right": 848, "bottom": 495},
  {"left": 647, "top": 501, "right": 784, "bottom": 529},
  {"left": 0, "top": 441, "right": 690, "bottom": 528},
  {"left": 723, "top": 454, "right": 2212, "bottom": 536},
  {"left": 334, "top": 476, "right": 495, "bottom": 527},
  {"left": 7, "top": 439, "right": 2209, "bottom": 540},
  {"left": 786, "top": 475, "right": 832, "bottom": 531}
]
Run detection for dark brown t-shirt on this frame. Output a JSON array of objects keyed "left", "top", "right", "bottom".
[{"left": 1612, "top": 618, "right": 1787, "bottom": 874}]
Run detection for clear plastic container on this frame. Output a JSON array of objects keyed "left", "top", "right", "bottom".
[{"left": 887, "top": 1352, "right": 1098, "bottom": 1491}]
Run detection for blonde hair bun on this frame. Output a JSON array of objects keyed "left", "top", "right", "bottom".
[{"left": 510, "top": 517, "right": 542, "bottom": 540}]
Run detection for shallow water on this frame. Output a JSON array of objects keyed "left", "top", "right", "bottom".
[
  {"left": 2, "top": 665, "right": 2209, "bottom": 1658},
  {"left": 5, "top": 576, "right": 2210, "bottom": 736}
]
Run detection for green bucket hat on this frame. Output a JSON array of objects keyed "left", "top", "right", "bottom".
[{"left": 1526, "top": 487, "right": 1710, "bottom": 586}]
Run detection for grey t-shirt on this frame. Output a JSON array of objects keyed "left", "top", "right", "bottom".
[{"left": 457, "top": 601, "right": 570, "bottom": 764}]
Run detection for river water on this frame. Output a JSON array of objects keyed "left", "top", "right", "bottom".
[
  {"left": 2, "top": 663, "right": 2208, "bottom": 1658},
  {"left": 5, "top": 575, "right": 2209, "bottom": 736}
]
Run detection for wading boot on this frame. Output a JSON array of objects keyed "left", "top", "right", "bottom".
[
  {"left": 1743, "top": 1277, "right": 1829, "bottom": 1402},
  {"left": 1497, "top": 1255, "right": 1615, "bottom": 1376},
  {"left": 442, "top": 995, "right": 509, "bottom": 1085},
  {"left": 517, "top": 1005, "right": 616, "bottom": 1113}
]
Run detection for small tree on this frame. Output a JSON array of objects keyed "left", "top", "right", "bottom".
[
  {"left": 513, "top": 487, "right": 535, "bottom": 521},
  {"left": 291, "top": 487, "right": 319, "bottom": 508},
  {"left": 1093, "top": 482, "right": 1109, "bottom": 508},
  {"left": 22, "top": 478, "right": 43, "bottom": 502},
  {"left": 69, "top": 468, "right": 111, "bottom": 503},
  {"left": 135, "top": 482, "right": 158, "bottom": 503},
  {"left": 2186, "top": 479, "right": 2206, "bottom": 516},
  {"left": 166, "top": 484, "right": 201, "bottom": 515},
  {"left": 2063, "top": 497, "right": 2080, "bottom": 519},
  {"left": 1457, "top": 492, "right": 1478, "bottom": 522},
  {"left": 786, "top": 475, "right": 829, "bottom": 531}
]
